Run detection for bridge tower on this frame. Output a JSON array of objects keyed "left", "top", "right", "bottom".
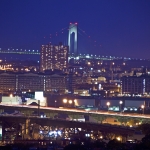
[{"left": 68, "top": 23, "right": 78, "bottom": 56}]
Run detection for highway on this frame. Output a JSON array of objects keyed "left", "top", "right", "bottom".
[{"left": 0, "top": 104, "right": 150, "bottom": 120}]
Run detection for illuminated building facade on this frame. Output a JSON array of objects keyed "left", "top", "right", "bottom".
[
  {"left": 0, "top": 73, "right": 16, "bottom": 92},
  {"left": 40, "top": 43, "right": 68, "bottom": 72},
  {"left": 17, "top": 73, "right": 44, "bottom": 92},
  {"left": 45, "top": 74, "right": 66, "bottom": 93},
  {"left": 0, "top": 72, "right": 67, "bottom": 94},
  {"left": 121, "top": 75, "right": 145, "bottom": 95},
  {"left": 0, "top": 60, "right": 39, "bottom": 72},
  {"left": 121, "top": 76, "right": 142, "bottom": 95}
]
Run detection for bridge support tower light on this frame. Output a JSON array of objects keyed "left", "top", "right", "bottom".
[{"left": 68, "top": 23, "right": 78, "bottom": 56}]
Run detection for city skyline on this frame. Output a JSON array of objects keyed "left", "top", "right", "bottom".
[{"left": 0, "top": 0, "right": 150, "bottom": 59}]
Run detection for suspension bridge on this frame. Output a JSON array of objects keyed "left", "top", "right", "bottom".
[{"left": 0, "top": 23, "right": 106, "bottom": 56}]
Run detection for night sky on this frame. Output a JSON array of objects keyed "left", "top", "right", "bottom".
[{"left": 0, "top": 0, "right": 150, "bottom": 59}]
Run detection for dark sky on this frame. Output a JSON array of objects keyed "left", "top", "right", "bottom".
[{"left": 0, "top": 0, "right": 150, "bottom": 59}]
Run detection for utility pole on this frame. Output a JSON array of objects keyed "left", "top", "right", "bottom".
[{"left": 38, "top": 100, "right": 40, "bottom": 116}]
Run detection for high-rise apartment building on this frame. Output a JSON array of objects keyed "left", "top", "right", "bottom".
[{"left": 40, "top": 43, "right": 68, "bottom": 72}]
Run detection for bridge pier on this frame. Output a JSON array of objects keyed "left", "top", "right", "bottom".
[{"left": 25, "top": 119, "right": 30, "bottom": 135}]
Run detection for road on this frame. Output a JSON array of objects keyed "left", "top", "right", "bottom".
[{"left": 0, "top": 104, "right": 150, "bottom": 120}]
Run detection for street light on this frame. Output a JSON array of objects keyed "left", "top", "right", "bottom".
[
  {"left": 74, "top": 99, "right": 77, "bottom": 107},
  {"left": 63, "top": 99, "right": 67, "bottom": 107},
  {"left": 105, "top": 91, "right": 108, "bottom": 98},
  {"left": 106, "top": 102, "right": 110, "bottom": 112},
  {"left": 38, "top": 100, "right": 40, "bottom": 116},
  {"left": 55, "top": 100, "right": 57, "bottom": 107},
  {"left": 141, "top": 105, "right": 145, "bottom": 114},
  {"left": 119, "top": 101, "right": 123, "bottom": 112},
  {"left": 69, "top": 100, "right": 72, "bottom": 107},
  {"left": 69, "top": 100, "right": 72, "bottom": 104}
]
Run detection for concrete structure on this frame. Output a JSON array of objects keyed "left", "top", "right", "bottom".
[
  {"left": 26, "top": 98, "right": 47, "bottom": 107},
  {"left": 26, "top": 91, "right": 47, "bottom": 107},
  {"left": 1, "top": 96, "right": 22, "bottom": 105},
  {"left": 74, "top": 98, "right": 95, "bottom": 107},
  {"left": 40, "top": 43, "right": 68, "bottom": 72},
  {"left": 68, "top": 23, "right": 78, "bottom": 55}
]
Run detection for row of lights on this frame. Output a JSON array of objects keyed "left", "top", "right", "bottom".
[
  {"left": 106, "top": 100, "right": 145, "bottom": 114},
  {"left": 85, "top": 133, "right": 121, "bottom": 141},
  {"left": 63, "top": 99, "right": 77, "bottom": 104},
  {"left": 62, "top": 99, "right": 78, "bottom": 107},
  {"left": 106, "top": 101, "right": 123, "bottom": 111}
]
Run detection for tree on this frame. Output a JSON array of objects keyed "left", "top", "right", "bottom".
[
  {"left": 114, "top": 116, "right": 129, "bottom": 126},
  {"left": 91, "top": 114, "right": 107, "bottom": 124},
  {"left": 45, "top": 111, "right": 57, "bottom": 118},
  {"left": 64, "top": 144, "right": 86, "bottom": 150},
  {"left": 107, "top": 139, "right": 122, "bottom": 150},
  {"left": 132, "top": 117, "right": 148, "bottom": 124},
  {"left": 68, "top": 114, "right": 83, "bottom": 121},
  {"left": 92, "top": 140, "right": 106, "bottom": 149},
  {"left": 141, "top": 134, "right": 150, "bottom": 149},
  {"left": 137, "top": 123, "right": 150, "bottom": 135}
]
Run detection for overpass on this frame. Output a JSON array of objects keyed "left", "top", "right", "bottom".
[
  {"left": 1, "top": 104, "right": 148, "bottom": 143},
  {"left": 0, "top": 104, "right": 150, "bottom": 123}
]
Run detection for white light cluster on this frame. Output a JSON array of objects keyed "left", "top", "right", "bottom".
[
  {"left": 85, "top": 133, "right": 90, "bottom": 137},
  {"left": 49, "top": 130, "right": 61, "bottom": 136}
]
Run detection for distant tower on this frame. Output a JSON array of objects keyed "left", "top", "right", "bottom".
[{"left": 68, "top": 23, "right": 78, "bottom": 55}]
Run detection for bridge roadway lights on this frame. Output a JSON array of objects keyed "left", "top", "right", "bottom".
[{"left": 0, "top": 105, "right": 150, "bottom": 126}]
